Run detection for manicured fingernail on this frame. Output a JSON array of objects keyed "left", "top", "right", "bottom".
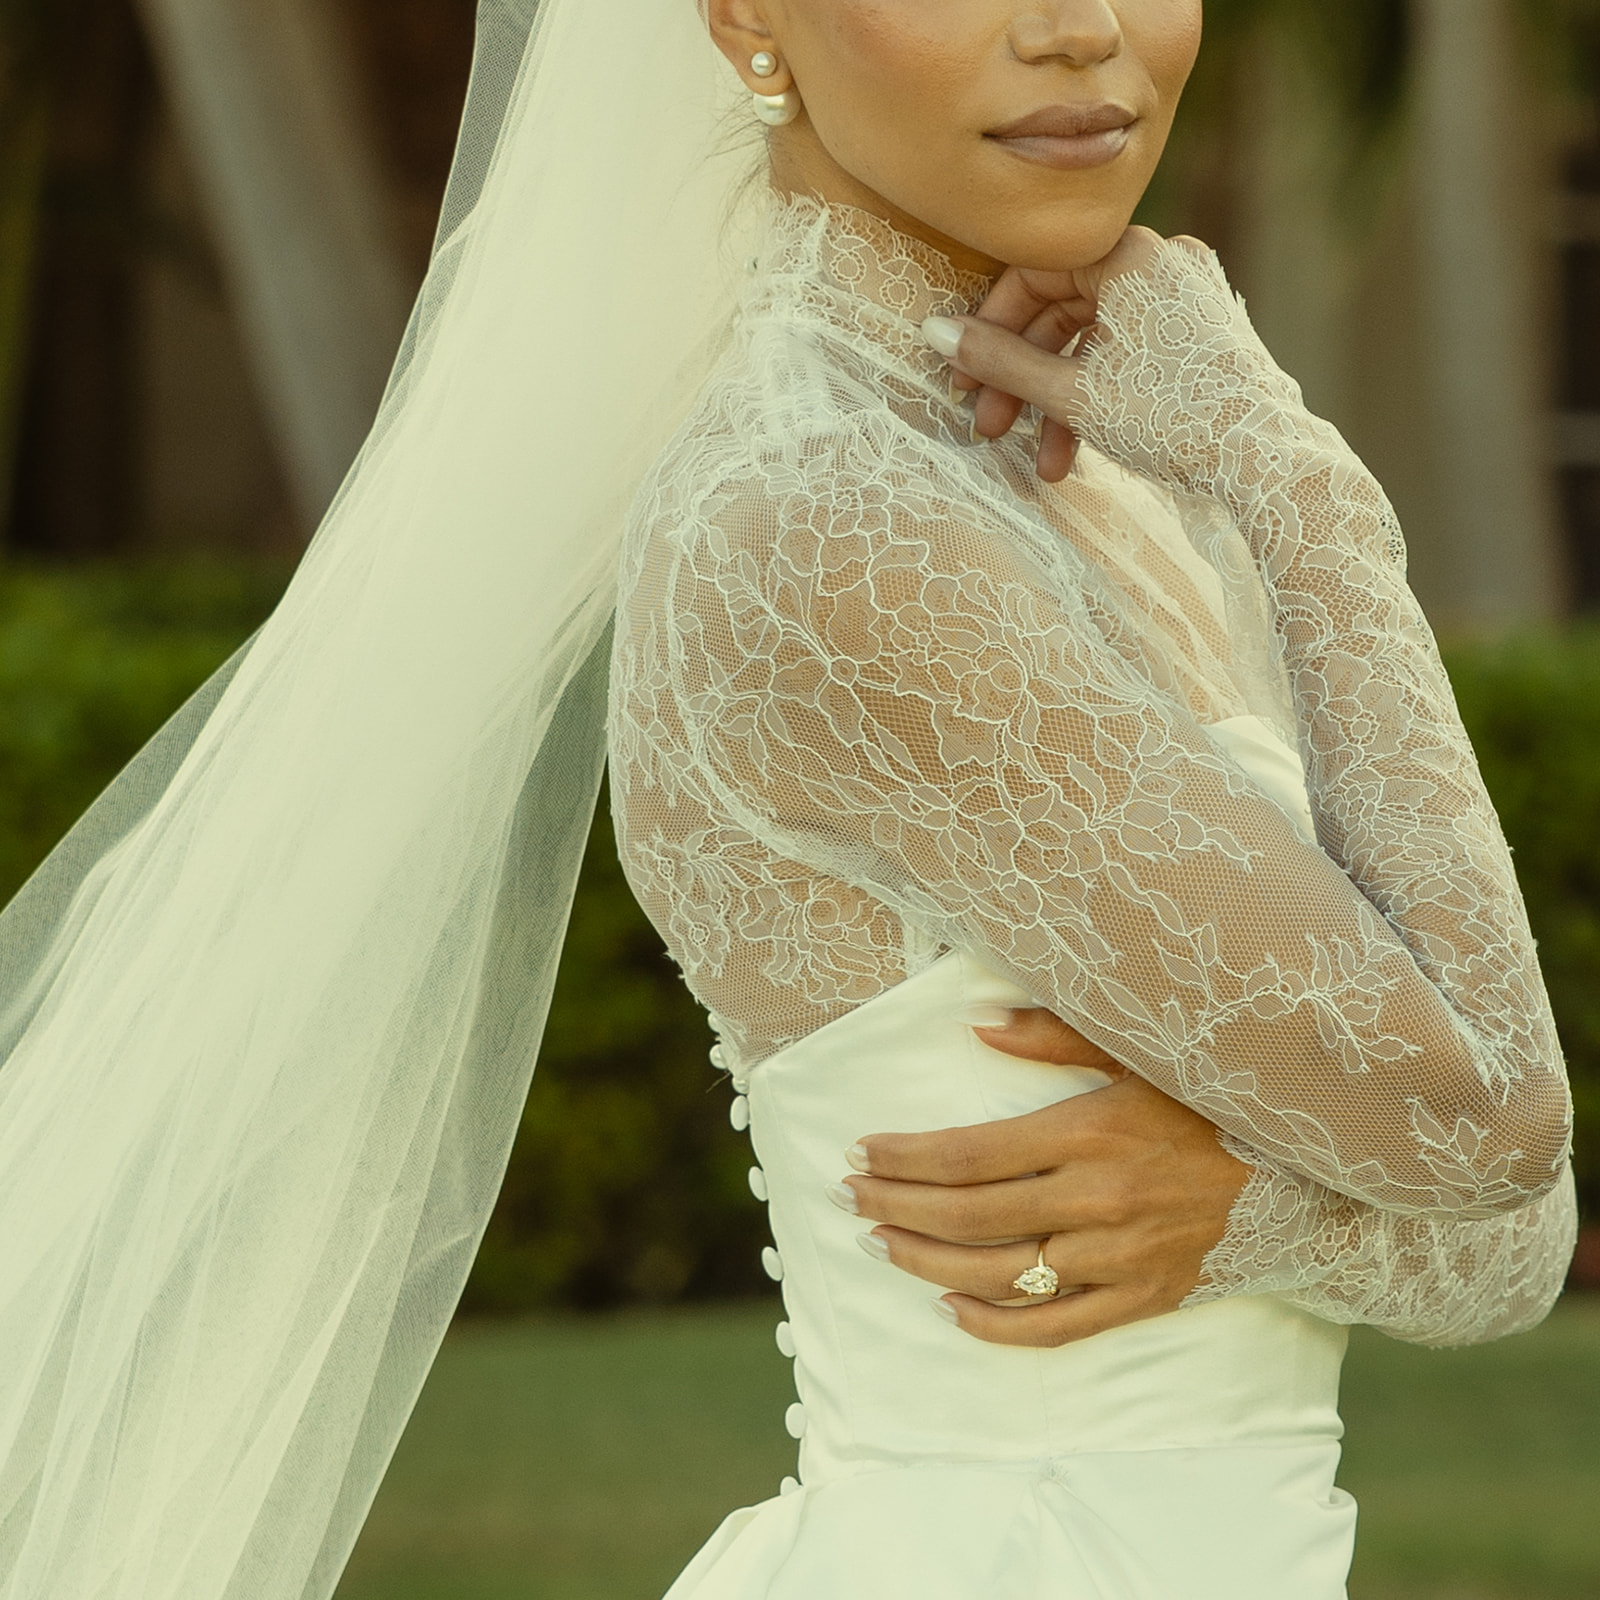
[
  {"left": 930, "top": 1296, "right": 960, "bottom": 1325},
  {"left": 922, "top": 315, "right": 965, "bottom": 359},
  {"left": 857, "top": 1230, "right": 891, "bottom": 1263},
  {"left": 824, "top": 1181, "right": 860, "bottom": 1215},
  {"left": 952, "top": 1003, "right": 1014, "bottom": 1028},
  {"left": 948, "top": 373, "right": 976, "bottom": 408},
  {"left": 844, "top": 1142, "right": 872, "bottom": 1174},
  {"left": 969, "top": 415, "right": 986, "bottom": 447}
]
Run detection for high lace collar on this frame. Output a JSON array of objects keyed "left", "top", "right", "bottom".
[
  {"left": 742, "top": 193, "right": 998, "bottom": 406},
  {"left": 763, "top": 193, "right": 996, "bottom": 320}
]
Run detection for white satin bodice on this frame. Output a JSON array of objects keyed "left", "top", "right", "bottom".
[{"left": 749, "top": 945, "right": 1347, "bottom": 1475}]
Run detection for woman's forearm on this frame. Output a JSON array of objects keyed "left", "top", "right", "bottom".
[{"left": 1065, "top": 245, "right": 1571, "bottom": 1203}]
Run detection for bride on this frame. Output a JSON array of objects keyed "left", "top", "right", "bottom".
[
  {"left": 0, "top": 1, "right": 1576, "bottom": 1597},
  {"left": 618, "top": 1, "right": 1577, "bottom": 1595}
]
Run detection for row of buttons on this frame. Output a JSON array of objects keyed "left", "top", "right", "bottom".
[{"left": 725, "top": 1068, "right": 806, "bottom": 1493}]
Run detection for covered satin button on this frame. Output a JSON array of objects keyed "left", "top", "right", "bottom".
[
  {"left": 775, "top": 1320, "right": 796, "bottom": 1358},
  {"left": 729, "top": 1094, "right": 751, "bottom": 1132},
  {"left": 784, "top": 1402, "right": 808, "bottom": 1439},
  {"left": 748, "top": 1166, "right": 769, "bottom": 1202},
  {"left": 780, "top": 1475, "right": 801, "bottom": 1496},
  {"left": 761, "top": 1246, "right": 784, "bottom": 1281},
  {"left": 709, "top": 1043, "right": 727, "bottom": 1071}
]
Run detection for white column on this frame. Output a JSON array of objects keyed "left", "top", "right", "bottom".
[
  {"left": 1410, "top": 0, "right": 1565, "bottom": 627},
  {"left": 134, "top": 0, "right": 412, "bottom": 532}
]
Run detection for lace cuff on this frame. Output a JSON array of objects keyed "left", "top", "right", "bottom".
[{"left": 1187, "top": 1134, "right": 1578, "bottom": 1346}]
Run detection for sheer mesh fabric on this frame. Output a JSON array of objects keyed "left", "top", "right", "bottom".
[{"left": 609, "top": 195, "right": 1576, "bottom": 1348}]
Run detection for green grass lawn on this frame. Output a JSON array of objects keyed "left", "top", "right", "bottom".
[
  {"left": 1340, "top": 1297, "right": 1600, "bottom": 1600},
  {"left": 336, "top": 1296, "right": 1600, "bottom": 1600}
]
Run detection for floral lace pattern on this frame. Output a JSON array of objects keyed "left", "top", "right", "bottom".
[{"left": 608, "top": 195, "right": 1576, "bottom": 1346}]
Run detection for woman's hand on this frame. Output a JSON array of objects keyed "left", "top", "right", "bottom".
[
  {"left": 836, "top": 1007, "right": 1252, "bottom": 1348},
  {"left": 941, "top": 224, "right": 1209, "bottom": 483}
]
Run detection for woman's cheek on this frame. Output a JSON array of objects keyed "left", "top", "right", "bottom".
[
  {"left": 811, "top": 61, "right": 966, "bottom": 188},
  {"left": 822, "top": 0, "right": 980, "bottom": 117},
  {"left": 1128, "top": 2, "right": 1204, "bottom": 101}
]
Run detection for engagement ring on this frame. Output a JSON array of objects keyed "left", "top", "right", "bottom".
[{"left": 1011, "top": 1241, "right": 1060, "bottom": 1299}]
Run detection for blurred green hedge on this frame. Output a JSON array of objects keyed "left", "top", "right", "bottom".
[{"left": 0, "top": 557, "right": 1594, "bottom": 1312}]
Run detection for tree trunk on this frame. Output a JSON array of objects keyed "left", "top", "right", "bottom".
[
  {"left": 1410, "top": 0, "right": 1566, "bottom": 629},
  {"left": 1229, "top": 23, "right": 1356, "bottom": 428},
  {"left": 132, "top": 0, "right": 412, "bottom": 534},
  {"left": 7, "top": 0, "right": 153, "bottom": 559},
  {"left": 0, "top": 93, "right": 48, "bottom": 541}
]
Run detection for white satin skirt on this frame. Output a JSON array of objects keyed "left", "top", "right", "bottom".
[{"left": 662, "top": 944, "right": 1358, "bottom": 1599}]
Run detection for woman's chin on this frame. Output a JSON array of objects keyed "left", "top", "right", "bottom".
[
  {"left": 984, "top": 213, "right": 1137, "bottom": 275},
  {"left": 929, "top": 178, "right": 1143, "bottom": 275}
]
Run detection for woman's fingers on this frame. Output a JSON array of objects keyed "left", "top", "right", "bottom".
[
  {"left": 973, "top": 384, "right": 1026, "bottom": 440},
  {"left": 923, "top": 315, "right": 1087, "bottom": 434},
  {"left": 939, "top": 1283, "right": 1158, "bottom": 1348},
  {"left": 968, "top": 296, "right": 1088, "bottom": 443},
  {"left": 970, "top": 263, "right": 1096, "bottom": 335},
  {"left": 1035, "top": 418, "right": 1078, "bottom": 483},
  {"left": 867, "top": 1227, "right": 1052, "bottom": 1300},
  {"left": 866, "top": 1224, "right": 1101, "bottom": 1303},
  {"left": 932, "top": 225, "right": 1195, "bottom": 464},
  {"left": 967, "top": 1006, "right": 1122, "bottom": 1071},
  {"left": 852, "top": 1090, "right": 1112, "bottom": 1187},
  {"left": 843, "top": 1170, "right": 1058, "bottom": 1242}
]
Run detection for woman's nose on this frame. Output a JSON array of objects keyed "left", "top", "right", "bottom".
[{"left": 1009, "top": 0, "right": 1124, "bottom": 68}]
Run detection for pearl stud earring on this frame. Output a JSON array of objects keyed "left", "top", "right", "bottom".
[
  {"left": 749, "top": 48, "right": 801, "bottom": 125},
  {"left": 754, "top": 89, "right": 802, "bottom": 126}
]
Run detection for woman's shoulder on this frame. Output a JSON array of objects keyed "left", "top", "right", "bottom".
[{"left": 628, "top": 333, "right": 903, "bottom": 543}]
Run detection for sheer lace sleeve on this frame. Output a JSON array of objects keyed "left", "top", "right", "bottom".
[
  {"left": 1055, "top": 240, "right": 1576, "bottom": 1336},
  {"left": 657, "top": 249, "right": 1570, "bottom": 1226}
]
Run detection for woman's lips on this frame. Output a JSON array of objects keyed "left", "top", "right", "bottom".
[{"left": 984, "top": 103, "right": 1137, "bottom": 171}]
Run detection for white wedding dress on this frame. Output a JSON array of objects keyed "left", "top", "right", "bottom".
[
  {"left": 607, "top": 196, "right": 1578, "bottom": 1597},
  {"left": 665, "top": 729, "right": 1357, "bottom": 1600}
]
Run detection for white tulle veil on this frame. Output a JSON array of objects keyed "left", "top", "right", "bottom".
[{"left": 0, "top": 2, "right": 761, "bottom": 1593}]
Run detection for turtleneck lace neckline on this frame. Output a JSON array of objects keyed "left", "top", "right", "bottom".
[
  {"left": 742, "top": 192, "right": 1002, "bottom": 425},
  {"left": 764, "top": 193, "right": 996, "bottom": 320}
]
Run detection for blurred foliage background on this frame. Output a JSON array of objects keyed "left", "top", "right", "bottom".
[{"left": 1, "top": 0, "right": 1599, "bottom": 1315}]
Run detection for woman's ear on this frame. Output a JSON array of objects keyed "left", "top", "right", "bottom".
[{"left": 703, "top": 0, "right": 793, "bottom": 93}]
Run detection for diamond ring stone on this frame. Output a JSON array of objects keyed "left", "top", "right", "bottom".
[{"left": 1012, "top": 1243, "right": 1060, "bottom": 1299}]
